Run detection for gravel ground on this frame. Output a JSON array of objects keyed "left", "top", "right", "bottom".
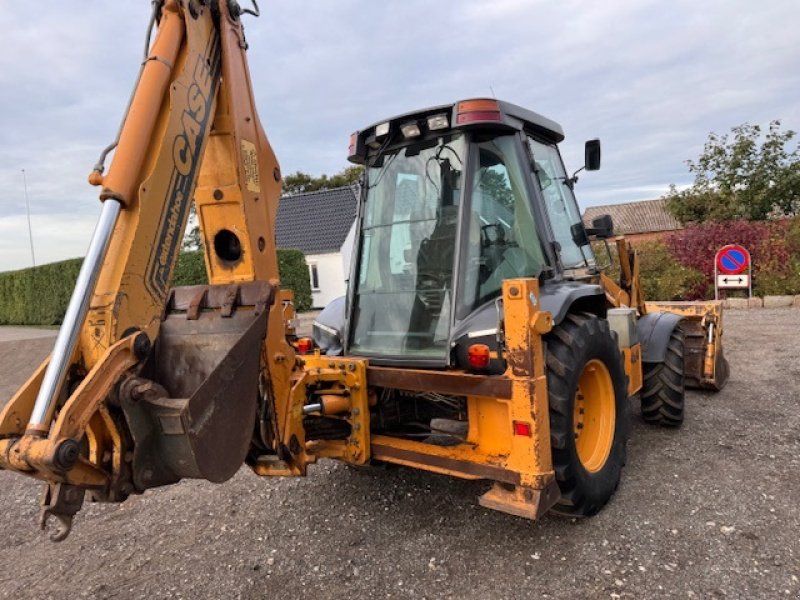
[{"left": 0, "top": 309, "right": 798, "bottom": 599}]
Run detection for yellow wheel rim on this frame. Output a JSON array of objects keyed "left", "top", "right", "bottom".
[{"left": 573, "top": 359, "right": 616, "bottom": 473}]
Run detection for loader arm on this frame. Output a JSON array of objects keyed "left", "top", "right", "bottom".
[
  {"left": 599, "top": 236, "right": 729, "bottom": 390},
  {"left": 0, "top": 0, "right": 324, "bottom": 540},
  {"left": 599, "top": 237, "right": 646, "bottom": 315}
]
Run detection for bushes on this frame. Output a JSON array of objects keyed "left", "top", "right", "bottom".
[
  {"left": 276, "top": 249, "right": 313, "bottom": 312},
  {"left": 0, "top": 259, "right": 83, "bottom": 325},
  {"left": 635, "top": 242, "right": 706, "bottom": 301},
  {"left": 596, "top": 217, "right": 800, "bottom": 301},
  {"left": 0, "top": 250, "right": 314, "bottom": 326},
  {"left": 664, "top": 218, "right": 800, "bottom": 298},
  {"left": 597, "top": 241, "right": 706, "bottom": 301},
  {"left": 173, "top": 251, "right": 208, "bottom": 287}
]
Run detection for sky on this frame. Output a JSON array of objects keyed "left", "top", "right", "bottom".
[{"left": 0, "top": 0, "right": 798, "bottom": 271}]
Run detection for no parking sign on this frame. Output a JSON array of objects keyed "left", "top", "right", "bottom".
[{"left": 714, "top": 244, "right": 751, "bottom": 298}]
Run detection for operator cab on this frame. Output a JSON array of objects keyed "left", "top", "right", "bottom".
[{"left": 314, "top": 99, "right": 605, "bottom": 369}]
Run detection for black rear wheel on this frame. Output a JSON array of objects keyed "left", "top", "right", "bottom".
[
  {"left": 546, "top": 313, "right": 631, "bottom": 517},
  {"left": 641, "top": 326, "right": 685, "bottom": 427}
]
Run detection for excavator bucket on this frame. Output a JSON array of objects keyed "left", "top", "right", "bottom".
[
  {"left": 119, "top": 281, "right": 273, "bottom": 490},
  {"left": 646, "top": 300, "right": 729, "bottom": 391}
]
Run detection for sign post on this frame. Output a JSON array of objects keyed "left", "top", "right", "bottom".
[{"left": 714, "top": 244, "right": 751, "bottom": 299}]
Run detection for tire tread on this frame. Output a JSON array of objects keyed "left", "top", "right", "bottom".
[{"left": 641, "top": 327, "right": 686, "bottom": 427}]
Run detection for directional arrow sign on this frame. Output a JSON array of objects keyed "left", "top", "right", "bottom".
[{"left": 717, "top": 274, "right": 750, "bottom": 289}]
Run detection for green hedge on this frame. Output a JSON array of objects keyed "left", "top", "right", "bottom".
[
  {"left": 0, "top": 259, "right": 83, "bottom": 326},
  {"left": 276, "top": 249, "right": 313, "bottom": 312},
  {"left": 597, "top": 219, "right": 800, "bottom": 301},
  {"left": 0, "top": 250, "right": 313, "bottom": 326},
  {"left": 173, "top": 251, "right": 208, "bottom": 287}
]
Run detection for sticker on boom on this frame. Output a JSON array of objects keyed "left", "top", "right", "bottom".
[{"left": 241, "top": 139, "right": 260, "bottom": 193}]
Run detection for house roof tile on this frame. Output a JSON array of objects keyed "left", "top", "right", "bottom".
[
  {"left": 275, "top": 185, "right": 359, "bottom": 255},
  {"left": 582, "top": 198, "right": 682, "bottom": 235}
]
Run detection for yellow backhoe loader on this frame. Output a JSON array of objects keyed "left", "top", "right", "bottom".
[{"left": 0, "top": 0, "right": 727, "bottom": 541}]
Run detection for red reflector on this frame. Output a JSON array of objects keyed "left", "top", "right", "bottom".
[
  {"left": 467, "top": 344, "right": 491, "bottom": 369},
  {"left": 456, "top": 110, "right": 502, "bottom": 125},
  {"left": 513, "top": 421, "right": 532, "bottom": 437},
  {"left": 296, "top": 337, "right": 314, "bottom": 355}
]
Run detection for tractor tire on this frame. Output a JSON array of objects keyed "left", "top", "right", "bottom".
[
  {"left": 546, "top": 313, "right": 631, "bottom": 517},
  {"left": 641, "top": 326, "right": 685, "bottom": 427}
]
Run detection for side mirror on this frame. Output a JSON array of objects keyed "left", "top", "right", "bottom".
[
  {"left": 585, "top": 139, "right": 601, "bottom": 171},
  {"left": 570, "top": 223, "right": 589, "bottom": 247},
  {"left": 585, "top": 214, "right": 614, "bottom": 239}
]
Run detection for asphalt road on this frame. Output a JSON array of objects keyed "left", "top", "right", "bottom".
[{"left": 0, "top": 309, "right": 798, "bottom": 599}]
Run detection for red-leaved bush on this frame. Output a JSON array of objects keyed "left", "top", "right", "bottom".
[{"left": 664, "top": 218, "right": 800, "bottom": 299}]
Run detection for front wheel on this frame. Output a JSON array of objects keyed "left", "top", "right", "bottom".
[{"left": 546, "top": 313, "right": 631, "bottom": 517}]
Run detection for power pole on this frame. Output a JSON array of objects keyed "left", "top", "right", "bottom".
[{"left": 21, "top": 169, "right": 36, "bottom": 268}]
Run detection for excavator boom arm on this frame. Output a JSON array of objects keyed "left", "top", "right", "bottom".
[{"left": 0, "top": 0, "right": 301, "bottom": 540}]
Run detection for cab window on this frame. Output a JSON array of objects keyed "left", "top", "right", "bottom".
[
  {"left": 459, "top": 135, "right": 546, "bottom": 318},
  {"left": 528, "top": 137, "right": 593, "bottom": 269}
]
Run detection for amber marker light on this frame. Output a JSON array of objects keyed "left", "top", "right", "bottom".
[{"left": 467, "top": 343, "right": 491, "bottom": 369}]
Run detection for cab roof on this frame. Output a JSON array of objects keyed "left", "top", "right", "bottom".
[{"left": 348, "top": 98, "right": 565, "bottom": 164}]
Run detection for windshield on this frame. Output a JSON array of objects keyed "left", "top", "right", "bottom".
[
  {"left": 528, "top": 137, "right": 594, "bottom": 269},
  {"left": 350, "top": 135, "right": 466, "bottom": 359}
]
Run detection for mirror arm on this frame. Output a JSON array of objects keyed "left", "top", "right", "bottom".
[{"left": 566, "top": 166, "right": 585, "bottom": 190}]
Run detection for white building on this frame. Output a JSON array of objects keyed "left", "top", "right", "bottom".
[{"left": 275, "top": 185, "right": 359, "bottom": 309}]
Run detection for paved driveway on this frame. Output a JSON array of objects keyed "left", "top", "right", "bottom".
[{"left": 0, "top": 327, "right": 56, "bottom": 343}]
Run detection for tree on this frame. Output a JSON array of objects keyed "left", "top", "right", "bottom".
[
  {"left": 182, "top": 205, "right": 202, "bottom": 251},
  {"left": 478, "top": 168, "right": 515, "bottom": 211},
  {"left": 665, "top": 120, "right": 800, "bottom": 223},
  {"left": 282, "top": 165, "right": 363, "bottom": 195}
]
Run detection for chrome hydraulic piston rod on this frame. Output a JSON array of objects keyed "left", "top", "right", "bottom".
[
  {"left": 26, "top": 199, "right": 122, "bottom": 430},
  {"left": 26, "top": 4, "right": 185, "bottom": 431}
]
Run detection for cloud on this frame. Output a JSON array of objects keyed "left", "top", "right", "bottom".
[{"left": 0, "top": 0, "right": 798, "bottom": 270}]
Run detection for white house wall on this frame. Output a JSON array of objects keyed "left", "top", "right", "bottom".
[
  {"left": 307, "top": 252, "right": 348, "bottom": 309},
  {"left": 304, "top": 222, "right": 357, "bottom": 310},
  {"left": 341, "top": 220, "right": 357, "bottom": 277}
]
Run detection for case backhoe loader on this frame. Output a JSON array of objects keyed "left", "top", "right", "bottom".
[{"left": 0, "top": 0, "right": 727, "bottom": 541}]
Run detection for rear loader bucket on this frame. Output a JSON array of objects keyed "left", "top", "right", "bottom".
[
  {"left": 646, "top": 301, "right": 729, "bottom": 391},
  {"left": 119, "top": 281, "right": 273, "bottom": 490},
  {"left": 680, "top": 318, "right": 729, "bottom": 390}
]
